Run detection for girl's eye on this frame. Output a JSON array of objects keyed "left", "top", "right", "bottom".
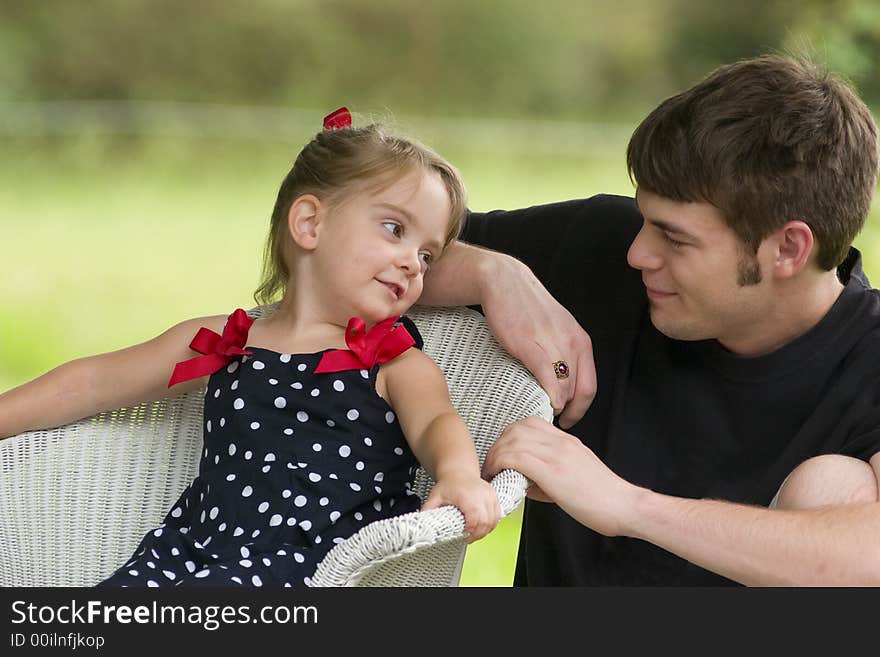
[{"left": 381, "top": 221, "right": 402, "bottom": 238}]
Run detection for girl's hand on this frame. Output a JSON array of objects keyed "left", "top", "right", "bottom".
[{"left": 421, "top": 474, "right": 501, "bottom": 543}]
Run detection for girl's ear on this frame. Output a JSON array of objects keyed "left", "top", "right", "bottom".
[{"left": 287, "top": 195, "right": 324, "bottom": 251}]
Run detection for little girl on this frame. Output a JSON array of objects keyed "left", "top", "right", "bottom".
[{"left": 0, "top": 107, "right": 500, "bottom": 587}]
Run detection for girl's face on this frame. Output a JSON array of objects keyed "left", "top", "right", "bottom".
[{"left": 311, "top": 168, "right": 452, "bottom": 325}]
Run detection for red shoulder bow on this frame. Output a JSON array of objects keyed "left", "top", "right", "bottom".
[
  {"left": 314, "top": 316, "right": 415, "bottom": 374},
  {"left": 168, "top": 309, "right": 254, "bottom": 387}
]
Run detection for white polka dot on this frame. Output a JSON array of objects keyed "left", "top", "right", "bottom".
[
  {"left": 252, "top": 575, "right": 263, "bottom": 586},
  {"left": 194, "top": 569, "right": 210, "bottom": 579},
  {"left": 214, "top": 388, "right": 220, "bottom": 398},
  {"left": 147, "top": 580, "right": 159, "bottom": 587},
  {"left": 228, "top": 443, "right": 236, "bottom": 456},
  {"left": 330, "top": 511, "right": 341, "bottom": 522},
  {"left": 280, "top": 354, "right": 291, "bottom": 363},
  {"left": 231, "top": 576, "right": 242, "bottom": 584},
  {"left": 220, "top": 417, "right": 226, "bottom": 427},
  {"left": 250, "top": 421, "right": 261, "bottom": 430},
  {"left": 171, "top": 547, "right": 180, "bottom": 556},
  {"left": 218, "top": 523, "right": 227, "bottom": 531},
  {"left": 287, "top": 517, "right": 297, "bottom": 526},
  {"left": 206, "top": 420, "right": 212, "bottom": 433},
  {"left": 294, "top": 495, "right": 307, "bottom": 507},
  {"left": 299, "top": 520, "right": 312, "bottom": 531},
  {"left": 385, "top": 411, "right": 396, "bottom": 423},
  {"left": 163, "top": 570, "right": 176, "bottom": 580},
  {"left": 185, "top": 561, "right": 197, "bottom": 574},
  {"left": 214, "top": 454, "right": 219, "bottom": 465},
  {"left": 292, "top": 382, "right": 303, "bottom": 389},
  {"left": 171, "top": 507, "right": 182, "bottom": 518},
  {"left": 347, "top": 409, "right": 360, "bottom": 421},
  {"left": 375, "top": 486, "right": 382, "bottom": 494},
  {"left": 394, "top": 447, "right": 404, "bottom": 455},
  {"left": 360, "top": 370, "right": 369, "bottom": 378},
  {"left": 252, "top": 360, "right": 265, "bottom": 370},
  {"left": 326, "top": 419, "right": 335, "bottom": 427},
  {"left": 314, "top": 536, "right": 322, "bottom": 544},
  {"left": 269, "top": 378, "right": 278, "bottom": 385},
  {"left": 364, "top": 437, "right": 373, "bottom": 446},
  {"left": 152, "top": 528, "right": 163, "bottom": 538},
  {"left": 231, "top": 380, "right": 239, "bottom": 391},
  {"left": 356, "top": 461, "right": 364, "bottom": 471},
  {"left": 373, "top": 499, "right": 383, "bottom": 511},
  {"left": 277, "top": 549, "right": 287, "bottom": 556},
  {"left": 355, "top": 512, "right": 363, "bottom": 521},
  {"left": 241, "top": 485, "right": 253, "bottom": 497},
  {"left": 209, "top": 506, "right": 219, "bottom": 520},
  {"left": 282, "top": 489, "right": 291, "bottom": 498},
  {"left": 239, "top": 559, "right": 252, "bottom": 568},
  {"left": 312, "top": 443, "right": 322, "bottom": 452},
  {"left": 339, "top": 445, "right": 351, "bottom": 458},
  {"left": 151, "top": 548, "right": 160, "bottom": 560},
  {"left": 274, "top": 397, "right": 287, "bottom": 409},
  {"left": 265, "top": 453, "right": 276, "bottom": 462},
  {"left": 240, "top": 546, "right": 250, "bottom": 558},
  {"left": 374, "top": 472, "right": 385, "bottom": 482},
  {"left": 284, "top": 428, "right": 294, "bottom": 435},
  {"left": 309, "top": 473, "right": 322, "bottom": 482},
  {"left": 298, "top": 363, "right": 307, "bottom": 371},
  {"left": 233, "top": 398, "right": 245, "bottom": 410},
  {"left": 319, "top": 497, "right": 329, "bottom": 506},
  {"left": 294, "top": 552, "right": 305, "bottom": 563},
  {"left": 310, "top": 388, "right": 320, "bottom": 397},
  {"left": 244, "top": 450, "right": 252, "bottom": 460},
  {"left": 252, "top": 529, "right": 261, "bottom": 538},
  {"left": 226, "top": 473, "right": 236, "bottom": 482},
  {"left": 329, "top": 473, "right": 338, "bottom": 479},
  {"left": 227, "top": 361, "right": 239, "bottom": 374},
  {"left": 333, "top": 537, "right": 344, "bottom": 544},
  {"left": 349, "top": 482, "right": 362, "bottom": 491},
  {"left": 333, "top": 380, "right": 345, "bottom": 392},
  {"left": 297, "top": 411, "right": 309, "bottom": 422},
  {"left": 258, "top": 501, "right": 270, "bottom": 513},
  {"left": 269, "top": 514, "right": 282, "bottom": 526}
]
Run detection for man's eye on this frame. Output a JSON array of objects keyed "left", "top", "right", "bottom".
[
  {"left": 381, "top": 221, "right": 402, "bottom": 237},
  {"left": 419, "top": 251, "right": 433, "bottom": 266},
  {"left": 663, "top": 233, "right": 686, "bottom": 248}
]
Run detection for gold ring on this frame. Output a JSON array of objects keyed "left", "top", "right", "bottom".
[{"left": 553, "top": 360, "right": 570, "bottom": 379}]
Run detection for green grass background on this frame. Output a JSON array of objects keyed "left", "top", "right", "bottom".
[{"left": 2, "top": 133, "right": 878, "bottom": 586}]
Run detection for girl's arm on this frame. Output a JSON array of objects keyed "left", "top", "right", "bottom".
[
  {"left": 0, "top": 314, "right": 227, "bottom": 439},
  {"left": 380, "top": 348, "right": 500, "bottom": 542}
]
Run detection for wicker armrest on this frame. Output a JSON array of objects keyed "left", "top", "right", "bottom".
[{"left": 310, "top": 468, "right": 529, "bottom": 587}]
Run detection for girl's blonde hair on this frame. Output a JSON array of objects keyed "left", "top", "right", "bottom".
[{"left": 254, "top": 123, "right": 467, "bottom": 306}]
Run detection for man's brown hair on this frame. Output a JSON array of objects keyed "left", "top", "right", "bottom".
[{"left": 627, "top": 55, "right": 879, "bottom": 270}]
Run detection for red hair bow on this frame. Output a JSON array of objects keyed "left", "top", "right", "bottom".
[
  {"left": 323, "top": 106, "right": 352, "bottom": 130},
  {"left": 314, "top": 316, "right": 415, "bottom": 374},
  {"left": 168, "top": 309, "right": 254, "bottom": 387}
]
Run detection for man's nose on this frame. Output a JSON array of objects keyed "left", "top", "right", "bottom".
[{"left": 626, "top": 227, "right": 662, "bottom": 271}]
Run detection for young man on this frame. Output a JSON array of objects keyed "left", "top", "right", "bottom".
[{"left": 422, "top": 55, "right": 880, "bottom": 585}]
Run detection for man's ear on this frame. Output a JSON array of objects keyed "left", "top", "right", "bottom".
[
  {"left": 770, "top": 220, "right": 815, "bottom": 279},
  {"left": 287, "top": 195, "right": 324, "bottom": 251}
]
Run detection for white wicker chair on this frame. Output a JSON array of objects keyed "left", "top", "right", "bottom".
[{"left": 0, "top": 305, "right": 553, "bottom": 587}]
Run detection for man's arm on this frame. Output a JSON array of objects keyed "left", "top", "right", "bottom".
[
  {"left": 482, "top": 417, "right": 880, "bottom": 585},
  {"left": 423, "top": 240, "right": 596, "bottom": 428}
]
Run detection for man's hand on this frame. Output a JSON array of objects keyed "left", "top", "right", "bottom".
[
  {"left": 481, "top": 254, "right": 596, "bottom": 428},
  {"left": 482, "top": 416, "right": 641, "bottom": 537}
]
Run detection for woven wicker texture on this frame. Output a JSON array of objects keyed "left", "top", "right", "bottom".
[{"left": 0, "top": 306, "right": 552, "bottom": 587}]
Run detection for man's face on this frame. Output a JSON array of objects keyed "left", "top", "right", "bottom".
[{"left": 627, "top": 189, "right": 772, "bottom": 350}]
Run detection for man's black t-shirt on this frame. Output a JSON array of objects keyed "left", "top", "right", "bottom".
[{"left": 461, "top": 195, "right": 880, "bottom": 585}]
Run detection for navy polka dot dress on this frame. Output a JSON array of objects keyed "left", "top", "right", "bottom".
[{"left": 98, "top": 315, "right": 422, "bottom": 588}]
